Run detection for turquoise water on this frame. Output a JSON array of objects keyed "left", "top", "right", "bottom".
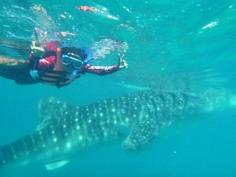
[{"left": 0, "top": 0, "right": 236, "bottom": 176}]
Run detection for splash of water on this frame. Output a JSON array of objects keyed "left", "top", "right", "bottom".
[{"left": 91, "top": 38, "right": 128, "bottom": 60}]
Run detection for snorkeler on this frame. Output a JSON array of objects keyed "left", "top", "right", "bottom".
[{"left": 0, "top": 40, "right": 128, "bottom": 87}]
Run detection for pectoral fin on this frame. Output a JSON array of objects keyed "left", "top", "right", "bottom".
[
  {"left": 122, "top": 118, "right": 159, "bottom": 150},
  {"left": 45, "top": 159, "right": 70, "bottom": 171}
]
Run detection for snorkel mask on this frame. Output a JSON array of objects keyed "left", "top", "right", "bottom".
[{"left": 62, "top": 52, "right": 84, "bottom": 70}]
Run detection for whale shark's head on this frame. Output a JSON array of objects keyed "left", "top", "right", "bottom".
[{"left": 202, "top": 89, "right": 235, "bottom": 112}]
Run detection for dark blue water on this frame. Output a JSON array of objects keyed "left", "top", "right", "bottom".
[{"left": 0, "top": 0, "right": 236, "bottom": 176}]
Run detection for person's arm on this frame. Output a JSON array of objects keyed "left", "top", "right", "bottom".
[
  {"left": 83, "top": 58, "right": 128, "bottom": 75},
  {"left": 0, "top": 56, "right": 29, "bottom": 70},
  {"left": 0, "top": 55, "right": 36, "bottom": 84}
]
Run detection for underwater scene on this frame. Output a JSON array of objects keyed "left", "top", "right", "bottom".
[{"left": 0, "top": 0, "right": 236, "bottom": 177}]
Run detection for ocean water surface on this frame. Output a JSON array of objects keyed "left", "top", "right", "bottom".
[{"left": 0, "top": 0, "right": 236, "bottom": 177}]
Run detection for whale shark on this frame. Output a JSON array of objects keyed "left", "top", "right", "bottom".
[{"left": 0, "top": 89, "right": 232, "bottom": 169}]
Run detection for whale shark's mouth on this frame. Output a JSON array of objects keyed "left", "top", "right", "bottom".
[{"left": 230, "top": 95, "right": 236, "bottom": 107}]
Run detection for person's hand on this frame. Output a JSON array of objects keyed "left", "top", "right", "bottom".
[
  {"left": 31, "top": 41, "right": 45, "bottom": 58},
  {"left": 118, "top": 57, "right": 128, "bottom": 69}
]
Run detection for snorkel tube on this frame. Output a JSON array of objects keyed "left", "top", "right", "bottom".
[{"left": 55, "top": 47, "right": 63, "bottom": 71}]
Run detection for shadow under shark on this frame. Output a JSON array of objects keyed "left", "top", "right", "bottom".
[{"left": 0, "top": 90, "right": 233, "bottom": 170}]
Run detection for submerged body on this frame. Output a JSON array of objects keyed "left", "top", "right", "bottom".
[{"left": 0, "top": 90, "right": 230, "bottom": 169}]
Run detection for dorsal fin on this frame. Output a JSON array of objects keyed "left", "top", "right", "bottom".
[{"left": 37, "top": 97, "right": 73, "bottom": 130}]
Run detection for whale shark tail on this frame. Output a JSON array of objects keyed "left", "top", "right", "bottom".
[
  {"left": 0, "top": 133, "right": 37, "bottom": 169},
  {"left": 0, "top": 143, "right": 15, "bottom": 168},
  {"left": 0, "top": 149, "right": 4, "bottom": 168}
]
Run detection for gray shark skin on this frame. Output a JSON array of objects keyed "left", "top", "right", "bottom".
[{"left": 0, "top": 90, "right": 228, "bottom": 168}]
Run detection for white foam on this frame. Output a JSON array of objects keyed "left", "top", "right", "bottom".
[
  {"left": 117, "top": 83, "right": 150, "bottom": 91},
  {"left": 201, "top": 20, "right": 219, "bottom": 30},
  {"left": 94, "top": 6, "right": 119, "bottom": 21}
]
